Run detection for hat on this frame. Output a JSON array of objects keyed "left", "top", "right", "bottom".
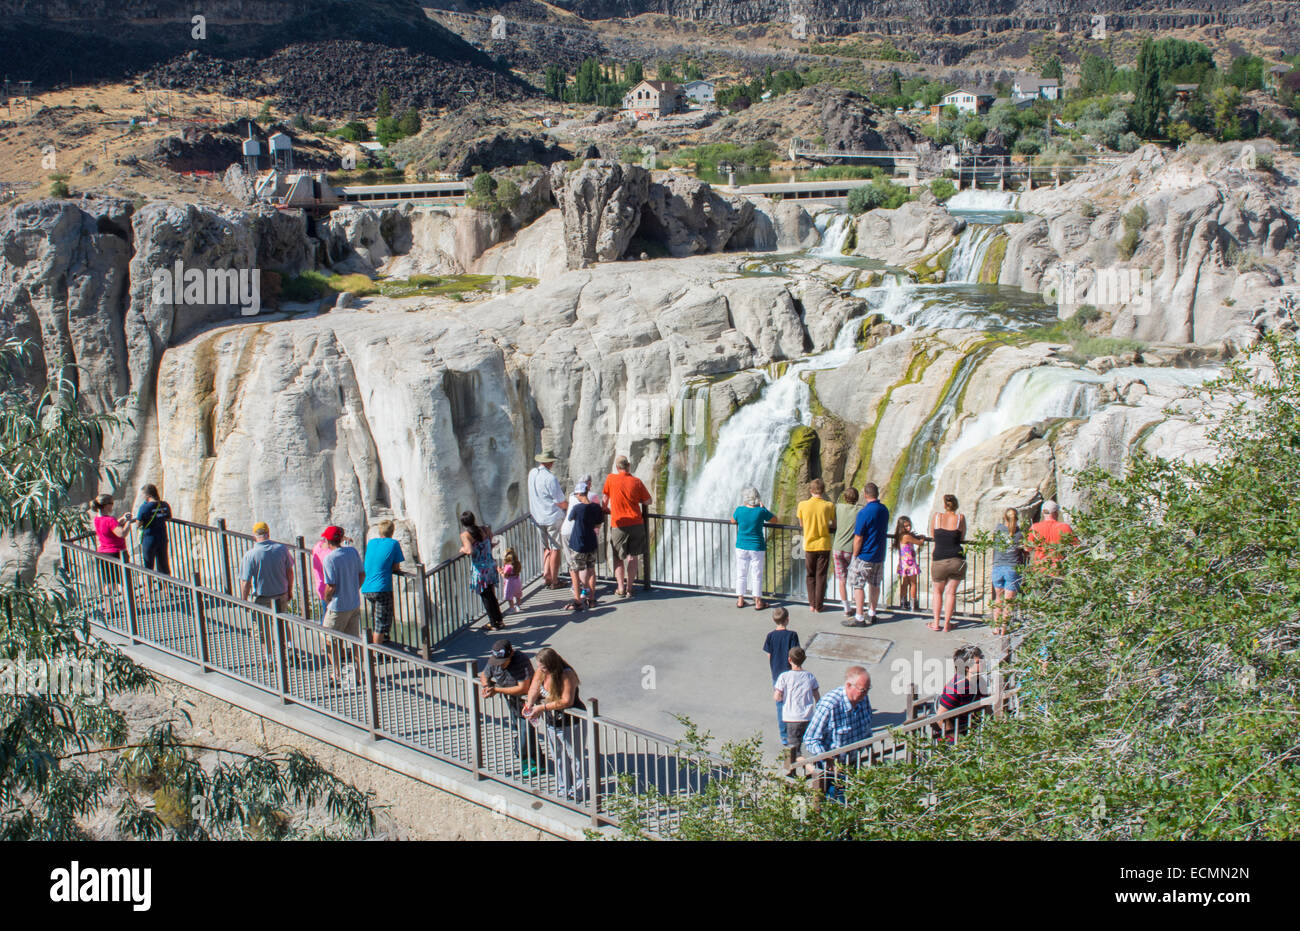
[
  {"left": 534, "top": 448, "right": 558, "bottom": 463},
  {"left": 488, "top": 639, "right": 513, "bottom": 666},
  {"left": 321, "top": 526, "right": 345, "bottom": 544},
  {"left": 574, "top": 480, "right": 590, "bottom": 494},
  {"left": 252, "top": 521, "right": 270, "bottom": 535}
]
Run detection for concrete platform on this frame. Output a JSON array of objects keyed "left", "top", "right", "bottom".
[{"left": 435, "top": 582, "right": 1004, "bottom": 752}]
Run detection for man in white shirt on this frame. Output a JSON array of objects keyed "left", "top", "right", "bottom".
[{"left": 528, "top": 449, "right": 568, "bottom": 588}]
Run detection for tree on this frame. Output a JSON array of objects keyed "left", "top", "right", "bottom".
[
  {"left": 1211, "top": 85, "right": 1245, "bottom": 140},
  {"left": 376, "top": 87, "right": 392, "bottom": 119},
  {"left": 1131, "top": 38, "right": 1165, "bottom": 139},
  {"left": 683, "top": 61, "right": 703, "bottom": 82},
  {"left": 544, "top": 65, "right": 567, "bottom": 101},
  {"left": 657, "top": 61, "right": 677, "bottom": 83},
  {"left": 612, "top": 333, "right": 1300, "bottom": 840},
  {"left": 626, "top": 61, "right": 644, "bottom": 85},
  {"left": 1079, "top": 54, "right": 1117, "bottom": 97},
  {"left": 398, "top": 108, "right": 422, "bottom": 137},
  {"left": 1042, "top": 56, "right": 1063, "bottom": 81},
  {"left": 0, "top": 339, "right": 374, "bottom": 840}
]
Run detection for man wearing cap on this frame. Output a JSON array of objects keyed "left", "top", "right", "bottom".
[
  {"left": 601, "top": 454, "right": 652, "bottom": 598},
  {"left": 479, "top": 640, "right": 544, "bottom": 777},
  {"left": 239, "top": 522, "right": 296, "bottom": 665},
  {"left": 528, "top": 449, "right": 568, "bottom": 588},
  {"left": 320, "top": 525, "right": 365, "bottom": 686}
]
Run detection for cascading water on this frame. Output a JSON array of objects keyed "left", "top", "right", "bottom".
[
  {"left": 945, "top": 225, "right": 999, "bottom": 284},
  {"left": 947, "top": 190, "right": 1019, "bottom": 211},
  {"left": 656, "top": 318, "right": 864, "bottom": 587},
  {"left": 811, "top": 212, "right": 854, "bottom": 258}
]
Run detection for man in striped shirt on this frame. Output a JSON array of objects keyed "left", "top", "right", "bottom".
[{"left": 802, "top": 666, "right": 873, "bottom": 797}]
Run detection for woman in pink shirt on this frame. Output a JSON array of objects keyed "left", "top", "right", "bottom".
[{"left": 90, "top": 494, "right": 129, "bottom": 614}]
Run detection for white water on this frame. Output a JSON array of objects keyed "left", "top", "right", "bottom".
[
  {"left": 674, "top": 319, "right": 863, "bottom": 519},
  {"left": 811, "top": 212, "right": 854, "bottom": 258},
  {"left": 947, "top": 190, "right": 1019, "bottom": 211},
  {"left": 946, "top": 224, "right": 999, "bottom": 283},
  {"left": 897, "top": 364, "right": 1221, "bottom": 534}
]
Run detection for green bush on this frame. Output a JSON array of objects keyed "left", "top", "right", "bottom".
[
  {"left": 1256, "top": 150, "right": 1275, "bottom": 171},
  {"left": 847, "top": 180, "right": 914, "bottom": 214},
  {"left": 1073, "top": 303, "right": 1102, "bottom": 324},
  {"left": 49, "top": 174, "right": 71, "bottom": 198},
  {"left": 1117, "top": 227, "right": 1140, "bottom": 259},
  {"left": 929, "top": 178, "right": 957, "bottom": 202}
]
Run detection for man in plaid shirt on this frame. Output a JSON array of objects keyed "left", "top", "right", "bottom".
[{"left": 801, "top": 666, "right": 873, "bottom": 797}]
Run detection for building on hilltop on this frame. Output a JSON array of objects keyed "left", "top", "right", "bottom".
[
  {"left": 622, "top": 79, "right": 684, "bottom": 119},
  {"left": 941, "top": 87, "right": 996, "bottom": 116},
  {"left": 1012, "top": 74, "right": 1060, "bottom": 102},
  {"left": 682, "top": 79, "right": 715, "bottom": 107}
]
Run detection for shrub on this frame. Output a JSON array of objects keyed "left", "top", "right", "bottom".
[
  {"left": 929, "top": 178, "right": 957, "bottom": 202},
  {"left": 1073, "top": 303, "right": 1102, "bottom": 324},
  {"left": 1117, "top": 227, "right": 1141, "bottom": 259},
  {"left": 1079, "top": 202, "right": 1097, "bottom": 218},
  {"left": 1123, "top": 204, "right": 1148, "bottom": 232},
  {"left": 1256, "top": 150, "right": 1275, "bottom": 172},
  {"left": 49, "top": 175, "right": 71, "bottom": 198}
]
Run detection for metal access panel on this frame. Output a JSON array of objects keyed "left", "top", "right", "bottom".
[{"left": 804, "top": 632, "right": 892, "bottom": 666}]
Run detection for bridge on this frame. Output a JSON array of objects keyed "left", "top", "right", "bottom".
[
  {"left": 61, "top": 511, "right": 1011, "bottom": 837},
  {"left": 726, "top": 177, "right": 884, "bottom": 205},
  {"left": 955, "top": 153, "right": 1126, "bottom": 191}
]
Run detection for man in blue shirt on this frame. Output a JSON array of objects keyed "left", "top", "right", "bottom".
[
  {"left": 845, "top": 481, "right": 889, "bottom": 626},
  {"left": 802, "top": 666, "right": 873, "bottom": 798},
  {"left": 361, "top": 519, "right": 405, "bottom": 645},
  {"left": 239, "top": 521, "right": 295, "bottom": 664}
]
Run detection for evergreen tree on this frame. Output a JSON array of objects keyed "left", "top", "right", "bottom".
[
  {"left": 377, "top": 87, "right": 392, "bottom": 119},
  {"left": 1132, "top": 38, "right": 1165, "bottom": 138},
  {"left": 398, "top": 107, "right": 422, "bottom": 137},
  {"left": 1042, "top": 56, "right": 1063, "bottom": 81},
  {"left": 627, "top": 61, "right": 644, "bottom": 85}
]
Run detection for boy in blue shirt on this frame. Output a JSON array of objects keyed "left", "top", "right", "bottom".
[{"left": 762, "top": 607, "right": 800, "bottom": 747}]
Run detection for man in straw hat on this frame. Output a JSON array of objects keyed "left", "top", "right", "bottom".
[{"left": 528, "top": 447, "right": 568, "bottom": 588}]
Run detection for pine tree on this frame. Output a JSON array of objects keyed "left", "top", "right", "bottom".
[
  {"left": 377, "top": 87, "right": 391, "bottom": 119},
  {"left": 1132, "top": 38, "right": 1165, "bottom": 138}
]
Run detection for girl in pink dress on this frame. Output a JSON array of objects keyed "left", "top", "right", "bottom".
[
  {"left": 500, "top": 547, "right": 524, "bottom": 612},
  {"left": 895, "top": 516, "right": 923, "bottom": 612}
]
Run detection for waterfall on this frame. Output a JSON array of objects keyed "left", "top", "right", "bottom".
[
  {"left": 946, "top": 225, "right": 998, "bottom": 283},
  {"left": 947, "top": 190, "right": 1019, "bottom": 211},
  {"left": 889, "top": 342, "right": 1000, "bottom": 527},
  {"left": 811, "top": 212, "right": 854, "bottom": 257},
  {"left": 662, "top": 380, "right": 712, "bottom": 516}
]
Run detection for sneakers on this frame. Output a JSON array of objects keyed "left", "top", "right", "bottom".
[
  {"left": 841, "top": 615, "right": 867, "bottom": 628},
  {"left": 867, "top": 610, "right": 877, "bottom": 624}
]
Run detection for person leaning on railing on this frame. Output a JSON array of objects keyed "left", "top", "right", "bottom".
[
  {"left": 523, "top": 647, "right": 587, "bottom": 803},
  {"left": 89, "top": 494, "right": 130, "bottom": 617},
  {"left": 935, "top": 645, "right": 987, "bottom": 742},
  {"left": 238, "top": 521, "right": 297, "bottom": 666},
  {"left": 801, "top": 666, "right": 873, "bottom": 800}
]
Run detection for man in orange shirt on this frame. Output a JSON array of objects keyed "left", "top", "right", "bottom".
[
  {"left": 1028, "top": 500, "right": 1076, "bottom": 571},
  {"left": 601, "top": 454, "right": 652, "bottom": 598}
]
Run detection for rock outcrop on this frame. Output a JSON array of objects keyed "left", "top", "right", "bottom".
[
  {"left": 549, "top": 159, "right": 650, "bottom": 268},
  {"left": 849, "top": 201, "right": 965, "bottom": 267}
]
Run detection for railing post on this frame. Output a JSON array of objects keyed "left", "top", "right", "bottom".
[
  {"left": 466, "top": 660, "right": 483, "bottom": 779},
  {"left": 905, "top": 682, "right": 917, "bottom": 722},
  {"left": 216, "top": 517, "right": 234, "bottom": 596},
  {"left": 413, "top": 561, "right": 431, "bottom": 661},
  {"left": 640, "top": 505, "right": 651, "bottom": 591},
  {"left": 586, "top": 697, "right": 602, "bottom": 827},
  {"left": 121, "top": 557, "right": 139, "bottom": 644},
  {"left": 295, "top": 535, "right": 311, "bottom": 621},
  {"left": 992, "top": 665, "right": 1005, "bottom": 718},
  {"left": 365, "top": 638, "right": 380, "bottom": 739},
  {"left": 272, "top": 602, "right": 290, "bottom": 704},
  {"left": 190, "top": 572, "right": 209, "bottom": 672}
]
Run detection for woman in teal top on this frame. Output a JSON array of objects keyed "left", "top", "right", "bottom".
[{"left": 732, "top": 486, "right": 775, "bottom": 610}]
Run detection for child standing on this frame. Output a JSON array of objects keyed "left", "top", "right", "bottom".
[
  {"left": 500, "top": 547, "right": 524, "bottom": 613},
  {"left": 762, "top": 607, "right": 800, "bottom": 748},
  {"left": 774, "top": 647, "right": 821, "bottom": 765},
  {"left": 895, "top": 515, "right": 923, "bottom": 611}
]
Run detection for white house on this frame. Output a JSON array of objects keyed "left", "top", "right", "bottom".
[
  {"left": 1012, "top": 74, "right": 1061, "bottom": 102},
  {"left": 941, "top": 88, "right": 996, "bottom": 115},
  {"left": 682, "top": 80, "right": 715, "bottom": 107}
]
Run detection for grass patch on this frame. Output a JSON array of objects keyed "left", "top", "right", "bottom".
[
  {"left": 277, "top": 271, "right": 537, "bottom": 303},
  {"left": 1021, "top": 315, "right": 1144, "bottom": 363}
]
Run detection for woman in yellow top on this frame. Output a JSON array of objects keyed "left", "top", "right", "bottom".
[{"left": 796, "top": 478, "right": 836, "bottom": 613}]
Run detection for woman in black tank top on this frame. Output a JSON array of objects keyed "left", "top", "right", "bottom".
[{"left": 929, "top": 495, "right": 967, "bottom": 633}]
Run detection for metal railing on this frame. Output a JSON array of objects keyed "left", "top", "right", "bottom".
[
  {"left": 644, "top": 513, "right": 994, "bottom": 618},
  {"left": 58, "top": 536, "right": 730, "bottom": 834}
]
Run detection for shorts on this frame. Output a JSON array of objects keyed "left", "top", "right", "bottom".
[
  {"left": 785, "top": 719, "right": 809, "bottom": 748},
  {"left": 538, "top": 518, "right": 565, "bottom": 551},
  {"left": 96, "top": 551, "right": 126, "bottom": 587},
  {"left": 847, "top": 559, "right": 883, "bottom": 591},
  {"left": 932, "top": 558, "right": 967, "bottom": 584},
  {"left": 610, "top": 523, "right": 646, "bottom": 561},
  {"left": 991, "top": 565, "right": 1021, "bottom": 593},
  {"left": 322, "top": 607, "right": 361, "bottom": 637},
  {"left": 832, "top": 550, "right": 853, "bottom": 580},
  {"left": 567, "top": 548, "right": 596, "bottom": 573},
  {"left": 253, "top": 593, "right": 289, "bottom": 613},
  {"left": 365, "top": 591, "right": 395, "bottom": 634}
]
